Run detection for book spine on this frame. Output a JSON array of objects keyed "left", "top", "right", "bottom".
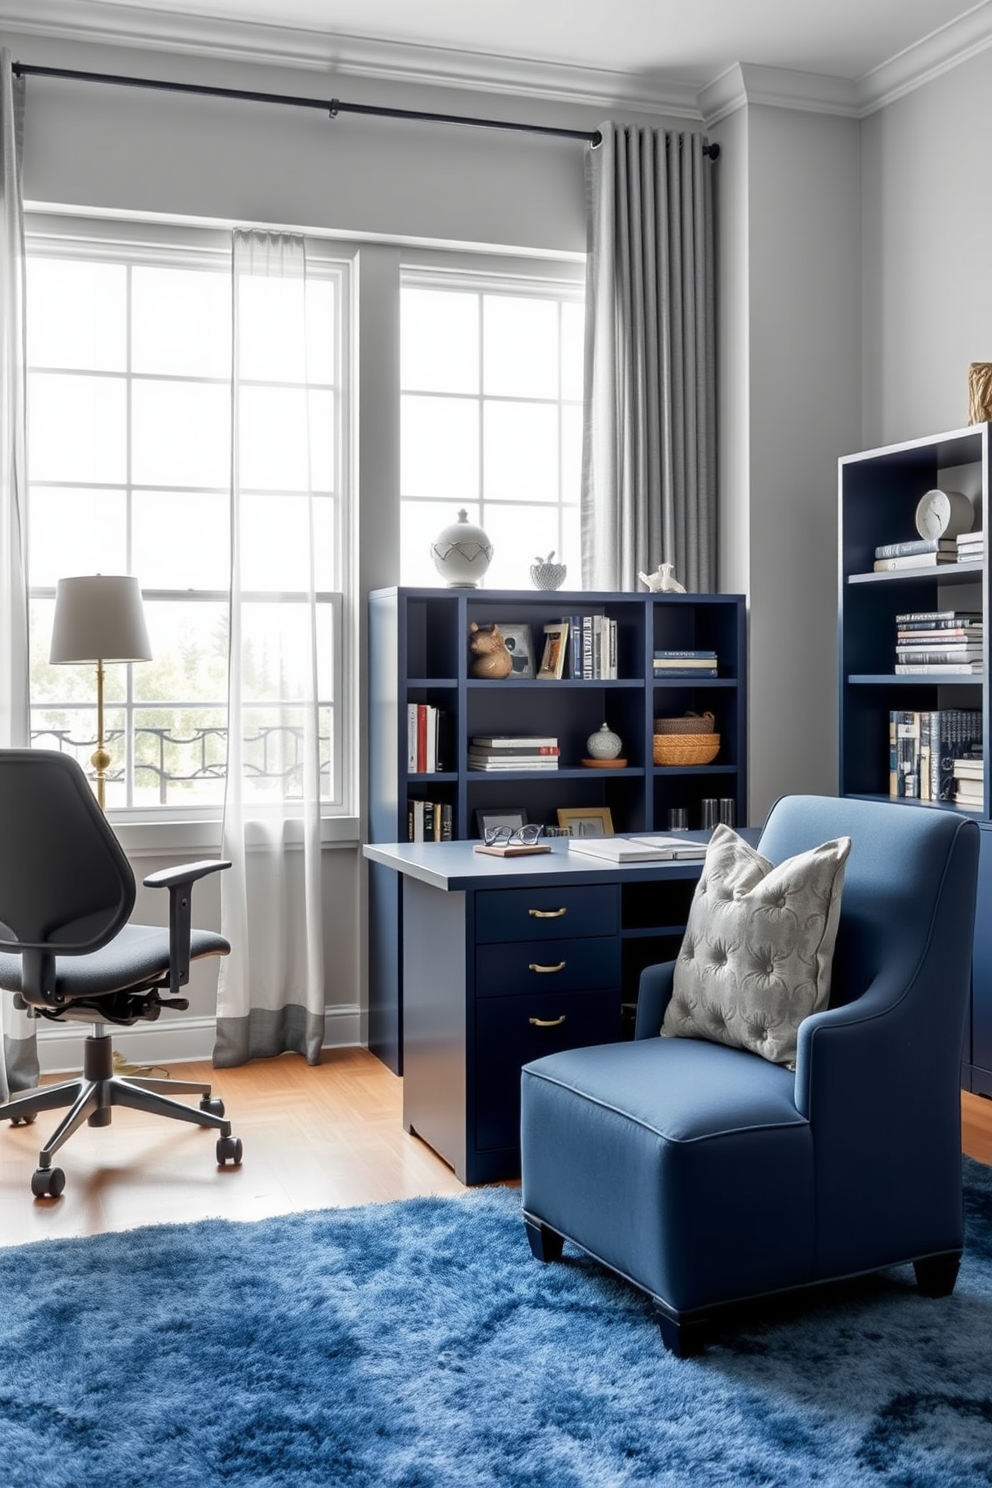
[
  {"left": 407, "top": 704, "right": 418, "bottom": 772},
  {"left": 874, "top": 538, "right": 954, "bottom": 558},
  {"left": 894, "top": 610, "right": 980, "bottom": 623},
  {"left": 582, "top": 616, "right": 593, "bottom": 679},
  {"left": 873, "top": 553, "right": 956, "bottom": 571},
  {"left": 895, "top": 649, "right": 983, "bottom": 663},
  {"left": 416, "top": 704, "right": 428, "bottom": 773},
  {"left": 895, "top": 663, "right": 982, "bottom": 674}
]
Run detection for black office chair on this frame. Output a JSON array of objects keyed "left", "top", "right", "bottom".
[{"left": 0, "top": 748, "right": 243, "bottom": 1197}]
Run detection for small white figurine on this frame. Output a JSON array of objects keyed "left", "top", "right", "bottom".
[{"left": 638, "top": 562, "right": 686, "bottom": 594}]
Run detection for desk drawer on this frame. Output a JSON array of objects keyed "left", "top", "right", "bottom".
[
  {"left": 475, "top": 936, "right": 620, "bottom": 999},
  {"left": 475, "top": 884, "right": 618, "bottom": 944},
  {"left": 475, "top": 987, "right": 619, "bottom": 1152}
]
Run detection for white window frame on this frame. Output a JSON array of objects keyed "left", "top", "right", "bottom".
[{"left": 23, "top": 213, "right": 357, "bottom": 846}]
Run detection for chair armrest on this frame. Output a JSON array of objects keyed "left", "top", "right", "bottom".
[
  {"left": 143, "top": 859, "right": 232, "bottom": 891},
  {"left": 634, "top": 960, "right": 676, "bottom": 1040},
  {"left": 143, "top": 859, "right": 231, "bottom": 994}
]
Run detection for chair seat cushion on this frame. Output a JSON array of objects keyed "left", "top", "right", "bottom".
[
  {"left": 0, "top": 923, "right": 231, "bottom": 998},
  {"left": 521, "top": 1038, "right": 815, "bottom": 1312},
  {"left": 523, "top": 1036, "right": 804, "bottom": 1143}
]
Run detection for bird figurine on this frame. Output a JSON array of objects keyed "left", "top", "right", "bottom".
[{"left": 638, "top": 562, "right": 685, "bottom": 594}]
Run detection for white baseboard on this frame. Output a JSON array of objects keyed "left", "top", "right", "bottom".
[{"left": 35, "top": 1005, "right": 363, "bottom": 1075}]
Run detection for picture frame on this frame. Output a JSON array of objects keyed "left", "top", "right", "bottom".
[
  {"left": 537, "top": 620, "right": 570, "bottom": 680},
  {"left": 499, "top": 623, "right": 536, "bottom": 680},
  {"left": 556, "top": 806, "right": 614, "bottom": 837},
  {"left": 475, "top": 806, "right": 528, "bottom": 839}
]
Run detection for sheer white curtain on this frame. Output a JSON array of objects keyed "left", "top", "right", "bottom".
[
  {"left": 0, "top": 49, "right": 38, "bottom": 1101},
  {"left": 582, "top": 122, "right": 716, "bottom": 593},
  {"left": 214, "top": 231, "right": 326, "bottom": 1066}
]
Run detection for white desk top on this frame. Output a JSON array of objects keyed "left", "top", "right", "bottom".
[{"left": 362, "top": 834, "right": 723, "bottom": 892}]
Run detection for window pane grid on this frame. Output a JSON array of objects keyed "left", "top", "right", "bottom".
[
  {"left": 26, "top": 241, "right": 346, "bottom": 812},
  {"left": 400, "top": 274, "right": 583, "bottom": 590}
]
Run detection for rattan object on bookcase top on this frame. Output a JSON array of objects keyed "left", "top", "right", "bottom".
[
  {"left": 653, "top": 711, "right": 715, "bottom": 735},
  {"left": 653, "top": 733, "right": 720, "bottom": 766}
]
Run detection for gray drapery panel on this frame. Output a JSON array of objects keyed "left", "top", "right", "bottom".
[
  {"left": 0, "top": 50, "right": 39, "bottom": 1102},
  {"left": 581, "top": 122, "right": 716, "bottom": 593}
]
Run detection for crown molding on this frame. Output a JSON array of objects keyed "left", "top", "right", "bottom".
[
  {"left": 857, "top": 0, "right": 992, "bottom": 114},
  {"left": 6, "top": 0, "right": 992, "bottom": 126},
  {"left": 0, "top": 0, "right": 701, "bottom": 117},
  {"left": 697, "top": 63, "right": 859, "bottom": 128}
]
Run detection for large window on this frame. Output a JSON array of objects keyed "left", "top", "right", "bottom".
[
  {"left": 399, "top": 270, "right": 584, "bottom": 588},
  {"left": 25, "top": 228, "right": 348, "bottom": 813}
]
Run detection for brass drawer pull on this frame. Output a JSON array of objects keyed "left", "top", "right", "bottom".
[
  {"left": 528, "top": 960, "right": 566, "bottom": 973},
  {"left": 529, "top": 1015, "right": 567, "bottom": 1028},
  {"left": 528, "top": 907, "right": 567, "bottom": 918}
]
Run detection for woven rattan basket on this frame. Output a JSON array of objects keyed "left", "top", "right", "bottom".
[
  {"left": 653, "top": 711, "right": 715, "bottom": 736},
  {"left": 653, "top": 732, "right": 720, "bottom": 766}
]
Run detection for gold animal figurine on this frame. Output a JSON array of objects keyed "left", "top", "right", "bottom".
[
  {"left": 638, "top": 562, "right": 686, "bottom": 594},
  {"left": 469, "top": 621, "right": 513, "bottom": 679}
]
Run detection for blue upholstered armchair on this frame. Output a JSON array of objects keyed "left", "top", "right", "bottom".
[{"left": 519, "top": 794, "right": 980, "bottom": 1355}]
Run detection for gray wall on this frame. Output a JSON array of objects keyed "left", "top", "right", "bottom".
[
  {"left": 714, "top": 98, "right": 861, "bottom": 821},
  {"left": 861, "top": 46, "right": 992, "bottom": 447}
]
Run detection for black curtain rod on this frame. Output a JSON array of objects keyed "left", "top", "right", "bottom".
[{"left": 12, "top": 61, "right": 720, "bottom": 158}]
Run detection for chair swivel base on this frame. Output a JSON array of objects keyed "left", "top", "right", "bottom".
[{"left": 0, "top": 1031, "right": 244, "bottom": 1197}]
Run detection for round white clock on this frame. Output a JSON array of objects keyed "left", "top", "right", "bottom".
[{"left": 914, "top": 488, "right": 974, "bottom": 542}]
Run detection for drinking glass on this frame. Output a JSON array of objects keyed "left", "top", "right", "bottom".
[
  {"left": 719, "top": 798, "right": 736, "bottom": 828},
  {"left": 701, "top": 798, "right": 720, "bottom": 830},
  {"left": 667, "top": 807, "right": 689, "bottom": 831}
]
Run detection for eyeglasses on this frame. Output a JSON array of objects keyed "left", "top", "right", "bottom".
[{"left": 483, "top": 824, "right": 544, "bottom": 847}]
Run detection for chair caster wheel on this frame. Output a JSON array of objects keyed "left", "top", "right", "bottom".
[
  {"left": 31, "top": 1167, "right": 65, "bottom": 1199},
  {"left": 200, "top": 1096, "right": 225, "bottom": 1118},
  {"left": 217, "top": 1135, "right": 243, "bottom": 1166},
  {"left": 10, "top": 1112, "right": 37, "bottom": 1126}
]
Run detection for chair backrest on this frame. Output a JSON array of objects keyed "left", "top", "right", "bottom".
[
  {"left": 0, "top": 749, "right": 135, "bottom": 954},
  {"left": 758, "top": 792, "right": 979, "bottom": 1019}
]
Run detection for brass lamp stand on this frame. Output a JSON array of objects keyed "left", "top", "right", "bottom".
[{"left": 49, "top": 575, "right": 152, "bottom": 810}]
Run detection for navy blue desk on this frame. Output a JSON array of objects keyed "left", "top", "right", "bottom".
[{"left": 364, "top": 835, "right": 756, "bottom": 1184}]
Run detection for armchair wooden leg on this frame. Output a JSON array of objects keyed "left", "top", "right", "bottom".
[
  {"left": 524, "top": 1216, "right": 565, "bottom": 1263},
  {"left": 655, "top": 1304, "right": 708, "bottom": 1358},
  {"left": 913, "top": 1252, "right": 961, "bottom": 1297}
]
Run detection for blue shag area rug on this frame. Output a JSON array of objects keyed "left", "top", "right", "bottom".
[{"left": 3, "top": 1160, "right": 992, "bottom": 1487}]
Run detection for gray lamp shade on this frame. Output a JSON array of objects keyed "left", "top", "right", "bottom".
[{"left": 49, "top": 575, "right": 153, "bottom": 664}]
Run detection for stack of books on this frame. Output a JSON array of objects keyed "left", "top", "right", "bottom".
[
  {"left": 468, "top": 734, "right": 560, "bottom": 771},
  {"left": 952, "top": 755, "right": 985, "bottom": 810},
  {"left": 406, "top": 703, "right": 445, "bottom": 772},
  {"left": 956, "top": 530, "right": 985, "bottom": 564},
  {"left": 567, "top": 615, "right": 617, "bottom": 679},
  {"left": 406, "top": 799, "right": 453, "bottom": 842},
  {"left": 889, "top": 709, "right": 983, "bottom": 801},
  {"left": 653, "top": 649, "right": 718, "bottom": 678},
  {"left": 873, "top": 538, "right": 956, "bottom": 572},
  {"left": 894, "top": 609, "right": 983, "bottom": 675}
]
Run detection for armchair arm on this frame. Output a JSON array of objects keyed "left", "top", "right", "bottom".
[
  {"left": 634, "top": 960, "right": 676, "bottom": 1040},
  {"left": 143, "top": 859, "right": 231, "bottom": 995}
]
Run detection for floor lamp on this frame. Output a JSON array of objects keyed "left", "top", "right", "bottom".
[{"left": 49, "top": 575, "right": 153, "bottom": 810}]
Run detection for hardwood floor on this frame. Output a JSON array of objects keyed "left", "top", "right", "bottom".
[
  {"left": 0, "top": 1048, "right": 466, "bottom": 1248},
  {"left": 1, "top": 1050, "right": 989, "bottom": 1249}
]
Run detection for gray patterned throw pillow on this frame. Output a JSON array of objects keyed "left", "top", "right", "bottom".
[{"left": 662, "top": 824, "right": 851, "bottom": 1067}]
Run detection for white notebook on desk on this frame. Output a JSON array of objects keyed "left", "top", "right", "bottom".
[{"left": 566, "top": 834, "right": 708, "bottom": 863}]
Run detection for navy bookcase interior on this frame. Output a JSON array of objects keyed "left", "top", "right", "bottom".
[
  {"left": 839, "top": 423, "right": 992, "bottom": 1093},
  {"left": 367, "top": 586, "right": 747, "bottom": 1075}
]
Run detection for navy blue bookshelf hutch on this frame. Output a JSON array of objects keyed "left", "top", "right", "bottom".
[
  {"left": 838, "top": 423, "right": 992, "bottom": 1093},
  {"left": 367, "top": 586, "right": 747, "bottom": 1076}
]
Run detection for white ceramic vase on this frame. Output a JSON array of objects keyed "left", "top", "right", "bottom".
[
  {"left": 430, "top": 510, "right": 493, "bottom": 588},
  {"left": 586, "top": 723, "right": 622, "bottom": 760}
]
